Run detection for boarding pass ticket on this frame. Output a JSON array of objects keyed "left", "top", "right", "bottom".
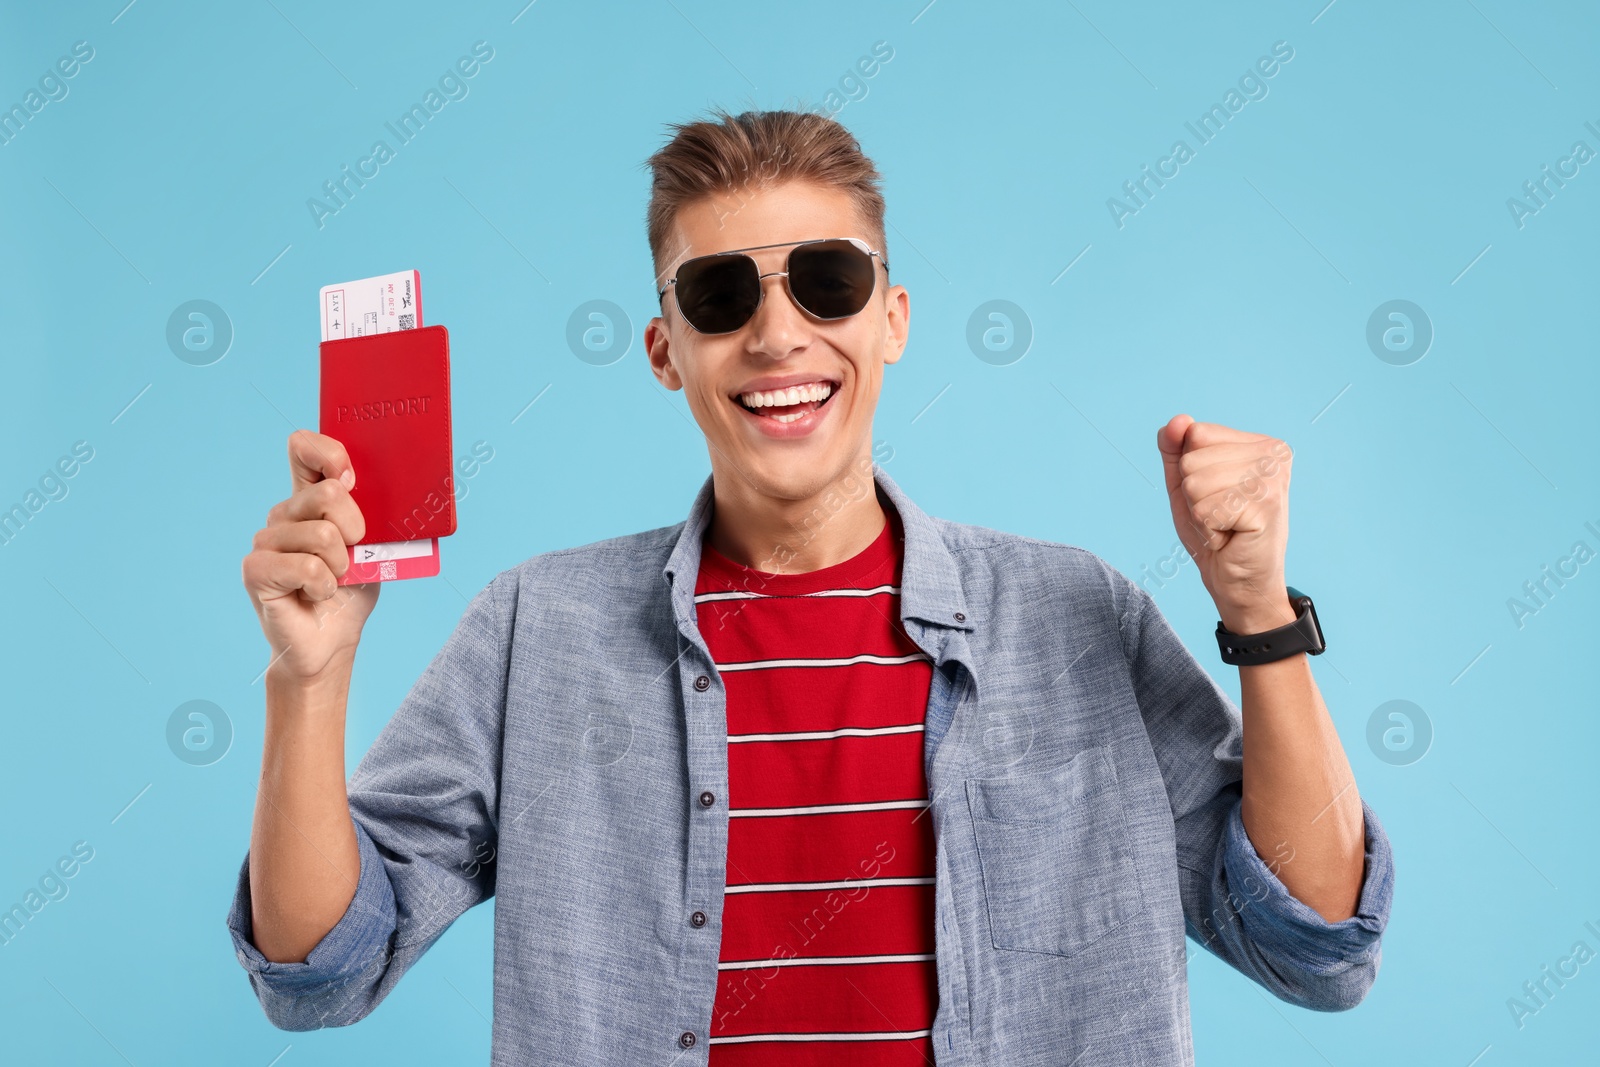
[{"left": 321, "top": 270, "right": 420, "bottom": 338}]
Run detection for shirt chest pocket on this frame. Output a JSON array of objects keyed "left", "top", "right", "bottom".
[{"left": 965, "top": 745, "right": 1146, "bottom": 958}]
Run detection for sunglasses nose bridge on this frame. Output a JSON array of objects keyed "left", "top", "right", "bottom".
[
  {"left": 746, "top": 268, "right": 805, "bottom": 333},
  {"left": 753, "top": 267, "right": 791, "bottom": 304}
]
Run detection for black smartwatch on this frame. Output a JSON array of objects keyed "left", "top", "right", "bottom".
[{"left": 1215, "top": 586, "right": 1325, "bottom": 666}]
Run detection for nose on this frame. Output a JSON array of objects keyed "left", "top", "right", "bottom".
[{"left": 746, "top": 269, "right": 811, "bottom": 352}]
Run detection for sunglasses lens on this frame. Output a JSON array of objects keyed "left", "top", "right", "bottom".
[
  {"left": 676, "top": 254, "right": 759, "bottom": 334},
  {"left": 789, "top": 240, "right": 876, "bottom": 319},
  {"left": 669, "top": 240, "right": 879, "bottom": 333}
]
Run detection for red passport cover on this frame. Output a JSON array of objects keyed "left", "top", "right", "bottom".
[{"left": 318, "top": 324, "right": 456, "bottom": 543}]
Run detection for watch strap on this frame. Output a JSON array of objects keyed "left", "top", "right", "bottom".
[{"left": 1215, "top": 586, "right": 1325, "bottom": 666}]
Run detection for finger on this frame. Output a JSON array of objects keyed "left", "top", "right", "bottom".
[
  {"left": 1178, "top": 467, "right": 1272, "bottom": 514},
  {"left": 1187, "top": 483, "right": 1272, "bottom": 536},
  {"left": 266, "top": 479, "right": 367, "bottom": 545},
  {"left": 1180, "top": 420, "right": 1270, "bottom": 453},
  {"left": 252, "top": 520, "right": 349, "bottom": 579},
  {"left": 242, "top": 548, "right": 340, "bottom": 604},
  {"left": 288, "top": 429, "right": 356, "bottom": 494},
  {"left": 1176, "top": 460, "right": 1284, "bottom": 512},
  {"left": 1173, "top": 440, "right": 1283, "bottom": 480}
]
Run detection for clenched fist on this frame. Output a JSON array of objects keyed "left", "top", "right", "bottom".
[{"left": 1157, "top": 414, "right": 1295, "bottom": 635}]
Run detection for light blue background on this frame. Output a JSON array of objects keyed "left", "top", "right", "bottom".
[{"left": 2, "top": 1, "right": 1596, "bottom": 1063}]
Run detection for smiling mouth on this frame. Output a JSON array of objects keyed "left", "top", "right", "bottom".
[{"left": 732, "top": 380, "right": 840, "bottom": 424}]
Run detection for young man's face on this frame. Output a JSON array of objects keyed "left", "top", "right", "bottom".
[{"left": 645, "top": 179, "right": 908, "bottom": 504}]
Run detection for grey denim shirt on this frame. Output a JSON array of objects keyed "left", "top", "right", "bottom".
[{"left": 226, "top": 464, "right": 1394, "bottom": 1066}]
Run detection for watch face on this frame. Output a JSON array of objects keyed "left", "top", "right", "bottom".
[{"left": 1298, "top": 595, "right": 1325, "bottom": 652}]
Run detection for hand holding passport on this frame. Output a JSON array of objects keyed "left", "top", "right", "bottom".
[{"left": 240, "top": 268, "right": 457, "bottom": 682}]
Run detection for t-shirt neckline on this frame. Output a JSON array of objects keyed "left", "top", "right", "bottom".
[{"left": 698, "top": 498, "right": 903, "bottom": 596}]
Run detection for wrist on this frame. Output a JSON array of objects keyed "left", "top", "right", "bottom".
[
  {"left": 265, "top": 652, "right": 355, "bottom": 717},
  {"left": 1216, "top": 588, "right": 1295, "bottom": 636}
]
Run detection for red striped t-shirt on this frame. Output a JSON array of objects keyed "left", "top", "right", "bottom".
[{"left": 695, "top": 500, "right": 939, "bottom": 1066}]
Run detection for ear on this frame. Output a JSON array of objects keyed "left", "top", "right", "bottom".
[
  {"left": 645, "top": 316, "right": 683, "bottom": 391},
  {"left": 881, "top": 284, "right": 910, "bottom": 366}
]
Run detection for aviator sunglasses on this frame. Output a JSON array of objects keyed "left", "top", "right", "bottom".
[{"left": 657, "top": 237, "right": 889, "bottom": 335}]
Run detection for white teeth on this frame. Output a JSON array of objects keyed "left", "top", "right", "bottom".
[{"left": 737, "top": 381, "right": 834, "bottom": 408}]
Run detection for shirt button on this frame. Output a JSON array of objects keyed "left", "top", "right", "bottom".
[
  {"left": 699, "top": 790, "right": 715, "bottom": 807},
  {"left": 679, "top": 1031, "right": 697, "bottom": 1048},
  {"left": 690, "top": 910, "right": 707, "bottom": 927},
  {"left": 694, "top": 674, "right": 710, "bottom": 691},
  {"left": 954, "top": 611, "right": 966, "bottom": 622}
]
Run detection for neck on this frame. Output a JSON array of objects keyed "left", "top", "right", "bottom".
[{"left": 705, "top": 451, "right": 887, "bottom": 574}]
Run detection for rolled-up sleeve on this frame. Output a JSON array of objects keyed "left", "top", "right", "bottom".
[
  {"left": 225, "top": 815, "right": 398, "bottom": 1028},
  {"left": 223, "top": 570, "right": 515, "bottom": 1029},
  {"left": 1210, "top": 792, "right": 1393, "bottom": 1009},
  {"left": 1115, "top": 573, "right": 1394, "bottom": 1011}
]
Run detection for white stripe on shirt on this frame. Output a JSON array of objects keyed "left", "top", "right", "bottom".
[
  {"left": 717, "top": 652, "right": 932, "bottom": 673},
  {"left": 729, "top": 799, "right": 927, "bottom": 818},
  {"left": 710, "top": 1029, "right": 933, "bottom": 1045},
  {"left": 694, "top": 583, "right": 900, "bottom": 604},
  {"left": 724, "top": 876, "right": 935, "bottom": 895},
  {"left": 728, "top": 723, "right": 924, "bottom": 743},
  {"left": 718, "top": 952, "right": 935, "bottom": 971}
]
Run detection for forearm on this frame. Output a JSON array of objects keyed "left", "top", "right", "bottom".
[
  {"left": 248, "top": 661, "right": 362, "bottom": 962},
  {"left": 1160, "top": 417, "right": 1370, "bottom": 925},
  {"left": 1232, "top": 635, "right": 1366, "bottom": 923}
]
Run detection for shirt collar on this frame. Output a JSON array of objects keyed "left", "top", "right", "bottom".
[{"left": 662, "top": 462, "right": 976, "bottom": 636}]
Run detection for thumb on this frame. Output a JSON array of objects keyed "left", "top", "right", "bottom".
[{"left": 1157, "top": 413, "right": 1196, "bottom": 497}]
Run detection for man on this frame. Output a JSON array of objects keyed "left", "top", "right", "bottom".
[{"left": 229, "top": 108, "right": 1392, "bottom": 1066}]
